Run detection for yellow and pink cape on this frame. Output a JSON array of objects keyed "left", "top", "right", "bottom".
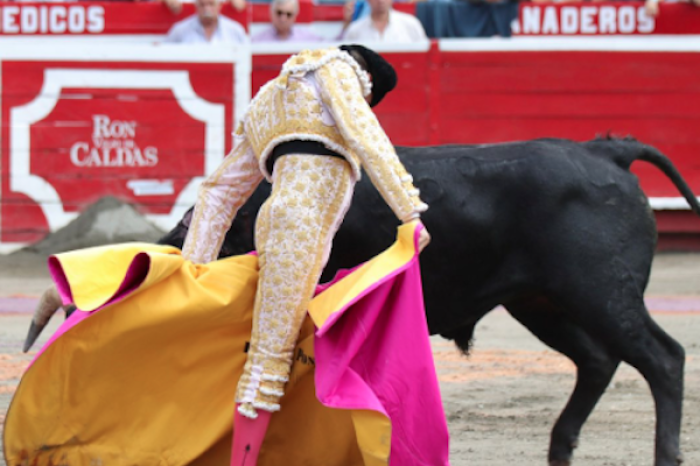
[{"left": 4, "top": 224, "right": 449, "bottom": 466}]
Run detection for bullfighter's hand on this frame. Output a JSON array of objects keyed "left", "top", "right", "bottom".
[
  {"left": 406, "top": 219, "right": 431, "bottom": 253},
  {"left": 418, "top": 223, "right": 431, "bottom": 252}
]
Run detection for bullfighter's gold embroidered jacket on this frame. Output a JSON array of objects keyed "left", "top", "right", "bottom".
[{"left": 183, "top": 47, "right": 428, "bottom": 264}]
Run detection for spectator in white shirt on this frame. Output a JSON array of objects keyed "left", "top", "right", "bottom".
[
  {"left": 164, "top": 0, "right": 247, "bottom": 44},
  {"left": 252, "top": 0, "right": 324, "bottom": 42},
  {"left": 160, "top": 0, "right": 246, "bottom": 16},
  {"left": 343, "top": 0, "right": 428, "bottom": 42}
]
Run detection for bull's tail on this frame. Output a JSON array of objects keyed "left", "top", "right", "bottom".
[{"left": 603, "top": 140, "right": 700, "bottom": 217}]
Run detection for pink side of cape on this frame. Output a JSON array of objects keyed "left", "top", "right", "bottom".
[{"left": 313, "top": 227, "right": 451, "bottom": 466}]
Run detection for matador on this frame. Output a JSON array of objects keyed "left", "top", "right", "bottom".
[{"left": 181, "top": 44, "right": 430, "bottom": 466}]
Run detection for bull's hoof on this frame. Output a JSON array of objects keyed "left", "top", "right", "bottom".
[{"left": 549, "top": 461, "right": 571, "bottom": 466}]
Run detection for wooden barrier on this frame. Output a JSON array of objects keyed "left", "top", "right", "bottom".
[{"left": 1, "top": 36, "right": 699, "bottom": 250}]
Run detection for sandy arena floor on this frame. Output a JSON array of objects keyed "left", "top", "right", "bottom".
[{"left": 1, "top": 251, "right": 699, "bottom": 465}]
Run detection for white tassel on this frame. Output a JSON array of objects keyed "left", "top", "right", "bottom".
[
  {"left": 253, "top": 401, "right": 282, "bottom": 413},
  {"left": 260, "top": 387, "right": 285, "bottom": 397},
  {"left": 261, "top": 373, "right": 289, "bottom": 383},
  {"left": 237, "top": 403, "right": 259, "bottom": 419}
]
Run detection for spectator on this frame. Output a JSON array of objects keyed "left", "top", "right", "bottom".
[
  {"left": 252, "top": 0, "right": 324, "bottom": 42},
  {"left": 644, "top": 0, "right": 700, "bottom": 17},
  {"left": 164, "top": 0, "right": 247, "bottom": 44},
  {"left": 160, "top": 0, "right": 246, "bottom": 16},
  {"left": 343, "top": 0, "right": 428, "bottom": 42},
  {"left": 349, "top": 0, "right": 372, "bottom": 22}
]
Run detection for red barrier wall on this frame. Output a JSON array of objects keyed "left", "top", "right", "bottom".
[
  {"left": 2, "top": 41, "right": 699, "bottom": 250},
  {"left": 254, "top": 42, "right": 700, "bottom": 249},
  {"left": 431, "top": 44, "right": 700, "bottom": 249},
  {"left": 432, "top": 47, "right": 700, "bottom": 197},
  {"left": 255, "top": 42, "right": 700, "bottom": 197}
]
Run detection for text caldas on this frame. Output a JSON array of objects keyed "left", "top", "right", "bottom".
[
  {"left": 70, "top": 115, "right": 158, "bottom": 168},
  {"left": 0, "top": 5, "right": 104, "bottom": 34},
  {"left": 515, "top": 5, "right": 655, "bottom": 35}
]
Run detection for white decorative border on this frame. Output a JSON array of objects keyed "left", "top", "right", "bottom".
[
  {"left": 650, "top": 197, "right": 700, "bottom": 210},
  {"left": 0, "top": 43, "right": 246, "bottom": 63},
  {"left": 0, "top": 44, "right": 251, "bottom": 126},
  {"left": 10, "top": 69, "right": 224, "bottom": 233},
  {"left": 0, "top": 44, "right": 252, "bottom": 251}
]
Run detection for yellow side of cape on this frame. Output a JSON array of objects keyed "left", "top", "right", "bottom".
[{"left": 3, "top": 224, "right": 419, "bottom": 466}]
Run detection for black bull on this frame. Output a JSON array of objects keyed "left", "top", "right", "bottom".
[{"left": 161, "top": 138, "right": 696, "bottom": 466}]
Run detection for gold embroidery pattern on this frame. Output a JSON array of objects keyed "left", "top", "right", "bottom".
[
  {"left": 236, "top": 155, "right": 355, "bottom": 416},
  {"left": 245, "top": 72, "right": 351, "bottom": 181},
  {"left": 232, "top": 47, "right": 427, "bottom": 223},
  {"left": 316, "top": 61, "right": 427, "bottom": 222},
  {"left": 181, "top": 47, "right": 427, "bottom": 416}
]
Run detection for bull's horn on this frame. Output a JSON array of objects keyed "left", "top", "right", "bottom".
[
  {"left": 23, "top": 286, "right": 62, "bottom": 353},
  {"left": 64, "top": 303, "right": 77, "bottom": 319}
]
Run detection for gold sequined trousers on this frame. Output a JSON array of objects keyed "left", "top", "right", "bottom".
[{"left": 235, "top": 154, "right": 356, "bottom": 418}]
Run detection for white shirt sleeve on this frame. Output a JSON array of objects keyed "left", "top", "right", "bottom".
[{"left": 182, "top": 125, "right": 264, "bottom": 263}]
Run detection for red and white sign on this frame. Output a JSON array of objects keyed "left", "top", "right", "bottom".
[
  {"left": 0, "top": 46, "right": 250, "bottom": 249},
  {"left": 513, "top": 2, "right": 700, "bottom": 36},
  {"left": 1, "top": 1, "right": 699, "bottom": 39},
  {"left": 514, "top": 3, "right": 654, "bottom": 35},
  {"left": 0, "top": 2, "right": 249, "bottom": 36},
  {"left": 0, "top": 4, "right": 105, "bottom": 34}
]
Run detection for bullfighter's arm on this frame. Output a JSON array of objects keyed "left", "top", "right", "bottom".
[
  {"left": 315, "top": 62, "right": 428, "bottom": 223},
  {"left": 182, "top": 123, "right": 263, "bottom": 264}
]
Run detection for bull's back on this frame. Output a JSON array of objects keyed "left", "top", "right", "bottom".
[
  {"left": 227, "top": 139, "right": 656, "bottom": 332},
  {"left": 396, "top": 140, "right": 654, "bottom": 331}
]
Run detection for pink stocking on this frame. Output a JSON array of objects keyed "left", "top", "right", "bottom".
[{"left": 230, "top": 405, "right": 273, "bottom": 466}]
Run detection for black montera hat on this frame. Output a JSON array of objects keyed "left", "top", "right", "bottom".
[{"left": 340, "top": 44, "right": 397, "bottom": 107}]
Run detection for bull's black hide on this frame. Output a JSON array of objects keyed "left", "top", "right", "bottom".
[{"left": 159, "top": 138, "right": 696, "bottom": 466}]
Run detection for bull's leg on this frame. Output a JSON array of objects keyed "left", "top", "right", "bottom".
[
  {"left": 506, "top": 300, "right": 620, "bottom": 466},
  {"left": 613, "top": 316, "right": 685, "bottom": 466},
  {"left": 554, "top": 289, "right": 685, "bottom": 466}
]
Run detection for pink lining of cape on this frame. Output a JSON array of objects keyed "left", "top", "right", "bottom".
[{"left": 313, "top": 227, "right": 450, "bottom": 465}]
